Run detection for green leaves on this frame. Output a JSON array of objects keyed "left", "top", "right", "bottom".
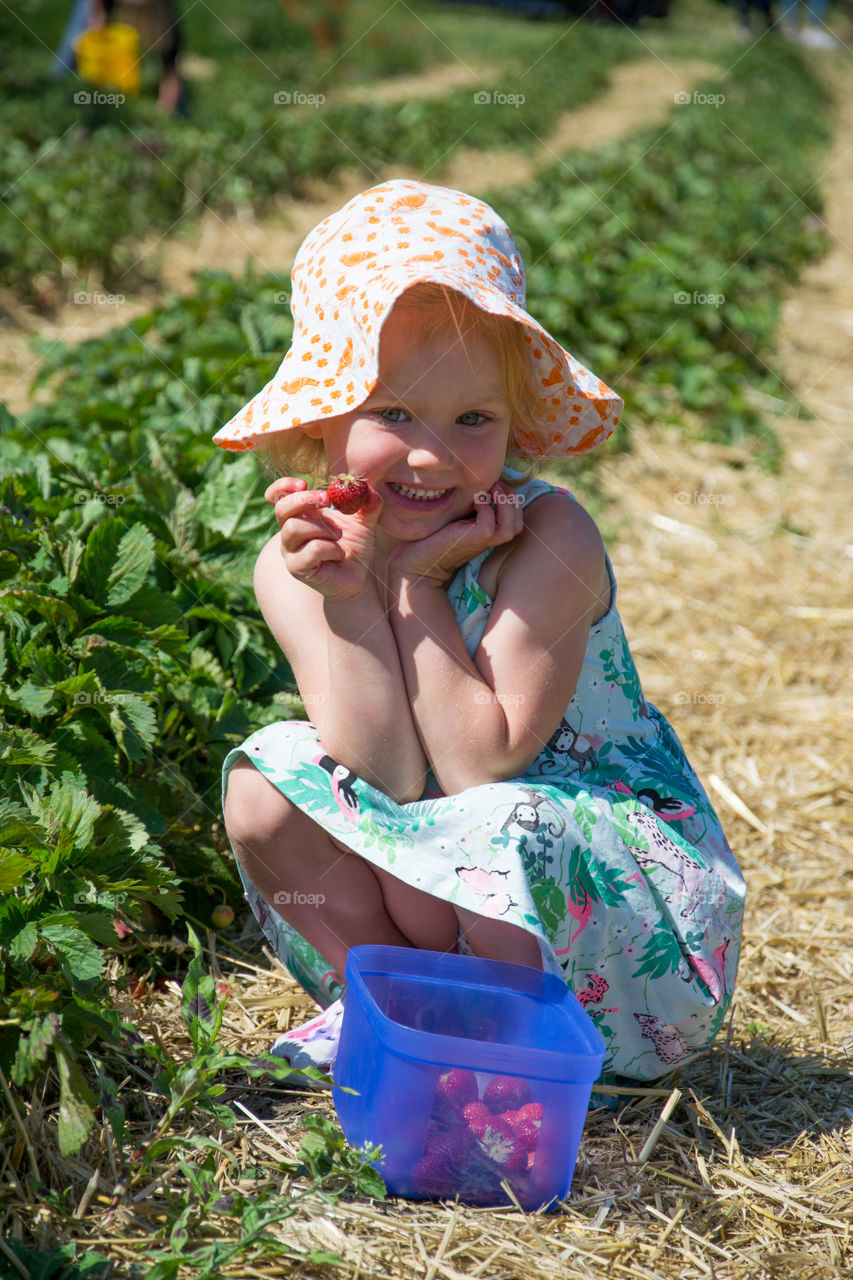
[
  {"left": 182, "top": 927, "right": 222, "bottom": 1051},
  {"left": 106, "top": 524, "right": 156, "bottom": 607},
  {"left": 297, "top": 1114, "right": 387, "bottom": 1200},
  {"left": 54, "top": 1040, "right": 98, "bottom": 1157}
]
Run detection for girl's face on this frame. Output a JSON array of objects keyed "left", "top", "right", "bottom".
[{"left": 312, "top": 305, "right": 514, "bottom": 546}]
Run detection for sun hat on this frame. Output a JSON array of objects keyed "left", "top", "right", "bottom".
[{"left": 212, "top": 179, "right": 623, "bottom": 460}]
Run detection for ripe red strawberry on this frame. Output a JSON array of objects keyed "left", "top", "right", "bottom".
[
  {"left": 482, "top": 1074, "right": 531, "bottom": 1114},
  {"left": 516, "top": 1102, "right": 543, "bottom": 1124},
  {"left": 436, "top": 1068, "right": 478, "bottom": 1111},
  {"left": 414, "top": 1153, "right": 455, "bottom": 1198},
  {"left": 326, "top": 473, "right": 369, "bottom": 514},
  {"left": 511, "top": 1117, "right": 541, "bottom": 1153},
  {"left": 462, "top": 1100, "right": 491, "bottom": 1136},
  {"left": 425, "top": 1124, "right": 474, "bottom": 1165}
]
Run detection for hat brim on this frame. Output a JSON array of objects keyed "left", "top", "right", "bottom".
[{"left": 213, "top": 268, "right": 622, "bottom": 459}]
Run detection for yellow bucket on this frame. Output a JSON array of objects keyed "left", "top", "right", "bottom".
[{"left": 74, "top": 24, "right": 141, "bottom": 96}]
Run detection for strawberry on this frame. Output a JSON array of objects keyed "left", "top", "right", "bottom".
[
  {"left": 436, "top": 1068, "right": 478, "bottom": 1111},
  {"left": 511, "top": 1117, "right": 541, "bottom": 1153},
  {"left": 416, "top": 1124, "right": 473, "bottom": 1197},
  {"left": 482, "top": 1074, "right": 531, "bottom": 1114},
  {"left": 474, "top": 1116, "right": 528, "bottom": 1173},
  {"left": 414, "top": 1153, "right": 455, "bottom": 1198},
  {"left": 326, "top": 473, "right": 369, "bottom": 514},
  {"left": 425, "top": 1124, "right": 474, "bottom": 1165},
  {"left": 503, "top": 1101, "right": 542, "bottom": 1152},
  {"left": 462, "top": 1100, "right": 491, "bottom": 1136}
]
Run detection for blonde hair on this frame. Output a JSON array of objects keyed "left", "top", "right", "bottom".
[{"left": 256, "top": 283, "right": 539, "bottom": 483}]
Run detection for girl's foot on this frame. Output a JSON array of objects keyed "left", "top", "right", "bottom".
[{"left": 269, "top": 996, "right": 345, "bottom": 1077}]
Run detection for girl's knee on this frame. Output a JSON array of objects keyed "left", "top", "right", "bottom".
[{"left": 224, "top": 757, "right": 294, "bottom": 845}]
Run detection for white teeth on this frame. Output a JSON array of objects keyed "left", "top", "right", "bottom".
[{"left": 392, "top": 484, "right": 447, "bottom": 501}]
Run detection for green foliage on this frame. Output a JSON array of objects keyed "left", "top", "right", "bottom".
[
  {"left": 297, "top": 1113, "right": 387, "bottom": 1199},
  {"left": 0, "top": 275, "right": 305, "bottom": 1156},
  {"left": 501, "top": 39, "right": 831, "bottom": 460},
  {"left": 0, "top": 1241, "right": 111, "bottom": 1280}
]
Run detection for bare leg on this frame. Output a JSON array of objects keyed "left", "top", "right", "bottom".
[
  {"left": 224, "top": 758, "right": 459, "bottom": 977},
  {"left": 456, "top": 907, "right": 544, "bottom": 970}
]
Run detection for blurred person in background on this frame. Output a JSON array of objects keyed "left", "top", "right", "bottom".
[
  {"left": 731, "top": 0, "right": 775, "bottom": 36},
  {"left": 778, "top": 0, "right": 839, "bottom": 44},
  {"left": 53, "top": 0, "right": 188, "bottom": 113}
]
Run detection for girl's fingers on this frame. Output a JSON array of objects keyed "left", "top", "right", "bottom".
[
  {"left": 279, "top": 513, "right": 341, "bottom": 555},
  {"left": 490, "top": 483, "right": 524, "bottom": 541},
  {"left": 264, "top": 475, "right": 308, "bottom": 505},
  {"left": 271, "top": 488, "right": 331, "bottom": 530}
]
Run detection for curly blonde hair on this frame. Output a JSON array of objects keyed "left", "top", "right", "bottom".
[{"left": 255, "top": 283, "right": 540, "bottom": 484}]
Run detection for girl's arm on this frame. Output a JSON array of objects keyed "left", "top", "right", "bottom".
[
  {"left": 254, "top": 483, "right": 429, "bottom": 803},
  {"left": 387, "top": 492, "right": 610, "bottom": 794}
]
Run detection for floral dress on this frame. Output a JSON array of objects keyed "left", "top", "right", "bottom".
[{"left": 222, "top": 477, "right": 746, "bottom": 1082}]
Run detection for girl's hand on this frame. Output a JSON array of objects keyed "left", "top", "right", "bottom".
[
  {"left": 265, "top": 476, "right": 382, "bottom": 601},
  {"left": 387, "top": 481, "right": 524, "bottom": 585}
]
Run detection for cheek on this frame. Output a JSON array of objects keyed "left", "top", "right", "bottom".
[{"left": 464, "top": 433, "right": 510, "bottom": 478}]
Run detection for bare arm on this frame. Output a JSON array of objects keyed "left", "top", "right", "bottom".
[
  {"left": 387, "top": 492, "right": 610, "bottom": 793},
  {"left": 254, "top": 480, "right": 428, "bottom": 802}
]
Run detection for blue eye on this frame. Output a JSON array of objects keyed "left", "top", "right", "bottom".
[
  {"left": 378, "top": 408, "right": 408, "bottom": 423},
  {"left": 458, "top": 412, "right": 487, "bottom": 426}
]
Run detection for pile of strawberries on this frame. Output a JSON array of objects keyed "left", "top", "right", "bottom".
[{"left": 414, "top": 1068, "right": 543, "bottom": 1203}]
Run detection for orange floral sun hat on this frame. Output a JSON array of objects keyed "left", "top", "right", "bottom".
[{"left": 212, "top": 178, "right": 623, "bottom": 459}]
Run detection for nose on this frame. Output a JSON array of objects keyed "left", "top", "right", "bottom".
[{"left": 405, "top": 421, "right": 454, "bottom": 470}]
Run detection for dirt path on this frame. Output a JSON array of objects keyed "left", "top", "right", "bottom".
[
  {"left": 596, "top": 57, "right": 853, "bottom": 1054},
  {"left": 0, "top": 54, "right": 717, "bottom": 416}
]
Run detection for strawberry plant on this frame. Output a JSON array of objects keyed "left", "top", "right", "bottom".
[{"left": 0, "top": 274, "right": 301, "bottom": 1162}]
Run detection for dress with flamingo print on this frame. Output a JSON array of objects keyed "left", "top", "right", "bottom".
[{"left": 222, "top": 476, "right": 746, "bottom": 1082}]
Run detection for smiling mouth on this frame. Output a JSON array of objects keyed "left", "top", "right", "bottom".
[{"left": 387, "top": 482, "right": 452, "bottom": 502}]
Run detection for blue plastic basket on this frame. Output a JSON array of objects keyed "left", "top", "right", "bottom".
[{"left": 333, "top": 945, "right": 605, "bottom": 1209}]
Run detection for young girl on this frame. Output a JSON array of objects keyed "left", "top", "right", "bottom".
[{"left": 215, "top": 179, "right": 746, "bottom": 1087}]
